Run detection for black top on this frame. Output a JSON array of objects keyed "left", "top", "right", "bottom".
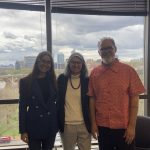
[
  {"left": 37, "top": 77, "right": 49, "bottom": 103},
  {"left": 19, "top": 76, "right": 58, "bottom": 138}
]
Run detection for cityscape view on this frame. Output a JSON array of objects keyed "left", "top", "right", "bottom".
[{"left": 0, "top": 8, "right": 145, "bottom": 149}]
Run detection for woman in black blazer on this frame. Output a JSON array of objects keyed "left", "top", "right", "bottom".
[
  {"left": 57, "top": 52, "right": 91, "bottom": 150},
  {"left": 19, "top": 51, "right": 58, "bottom": 150}
]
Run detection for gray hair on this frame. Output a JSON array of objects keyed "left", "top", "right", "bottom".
[
  {"left": 64, "top": 52, "right": 88, "bottom": 77},
  {"left": 98, "top": 37, "right": 117, "bottom": 50}
]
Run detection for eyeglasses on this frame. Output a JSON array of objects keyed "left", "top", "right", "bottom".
[
  {"left": 70, "top": 61, "right": 82, "bottom": 65},
  {"left": 39, "top": 59, "right": 51, "bottom": 65},
  {"left": 100, "top": 46, "right": 114, "bottom": 51}
]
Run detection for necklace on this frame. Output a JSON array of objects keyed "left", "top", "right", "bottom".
[{"left": 69, "top": 77, "right": 81, "bottom": 90}]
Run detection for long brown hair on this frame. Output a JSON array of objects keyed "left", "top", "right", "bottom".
[{"left": 21, "top": 51, "right": 57, "bottom": 94}]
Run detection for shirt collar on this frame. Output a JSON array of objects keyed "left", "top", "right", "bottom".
[{"left": 101, "top": 58, "right": 119, "bottom": 73}]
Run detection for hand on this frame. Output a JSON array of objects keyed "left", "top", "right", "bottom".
[
  {"left": 21, "top": 133, "right": 29, "bottom": 143},
  {"left": 91, "top": 122, "right": 99, "bottom": 140},
  {"left": 124, "top": 125, "right": 135, "bottom": 144}
]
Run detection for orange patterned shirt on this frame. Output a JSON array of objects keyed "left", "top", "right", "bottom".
[{"left": 88, "top": 59, "right": 145, "bottom": 129}]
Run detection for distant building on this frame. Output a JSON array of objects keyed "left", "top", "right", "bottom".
[
  {"left": 54, "top": 62, "right": 57, "bottom": 69},
  {"left": 96, "top": 59, "right": 101, "bottom": 63},
  {"left": 15, "top": 61, "right": 24, "bottom": 69},
  {"left": 24, "top": 56, "right": 36, "bottom": 68},
  {"left": 86, "top": 58, "right": 94, "bottom": 64},
  {"left": 57, "top": 53, "right": 64, "bottom": 64},
  {"left": 57, "top": 53, "right": 65, "bottom": 69},
  {"left": 0, "top": 64, "right": 14, "bottom": 69}
]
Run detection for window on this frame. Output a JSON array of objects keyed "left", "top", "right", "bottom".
[
  {"left": 0, "top": 10, "right": 145, "bottom": 148},
  {"left": 0, "top": 9, "right": 46, "bottom": 146},
  {"left": 53, "top": 13, "right": 145, "bottom": 115}
]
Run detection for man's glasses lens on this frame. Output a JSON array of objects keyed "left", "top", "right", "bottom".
[{"left": 100, "top": 46, "right": 114, "bottom": 51}]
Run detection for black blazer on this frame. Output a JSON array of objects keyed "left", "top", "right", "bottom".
[
  {"left": 19, "top": 76, "right": 58, "bottom": 139},
  {"left": 57, "top": 74, "right": 91, "bottom": 133}
]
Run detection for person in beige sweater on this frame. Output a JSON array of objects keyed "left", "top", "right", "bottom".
[{"left": 57, "top": 52, "right": 91, "bottom": 150}]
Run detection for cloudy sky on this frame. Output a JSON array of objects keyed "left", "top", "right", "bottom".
[{"left": 0, "top": 9, "right": 144, "bottom": 65}]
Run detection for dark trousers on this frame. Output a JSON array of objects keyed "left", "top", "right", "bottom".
[
  {"left": 28, "top": 136, "right": 55, "bottom": 150},
  {"left": 98, "top": 127, "right": 135, "bottom": 150}
]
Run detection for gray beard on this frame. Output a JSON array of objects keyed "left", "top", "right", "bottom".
[{"left": 102, "top": 56, "right": 115, "bottom": 64}]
